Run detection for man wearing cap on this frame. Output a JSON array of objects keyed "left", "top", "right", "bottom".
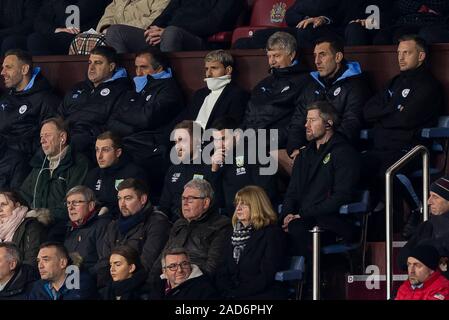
[
  {"left": 396, "top": 244, "right": 449, "bottom": 300},
  {"left": 398, "top": 176, "right": 449, "bottom": 270}
]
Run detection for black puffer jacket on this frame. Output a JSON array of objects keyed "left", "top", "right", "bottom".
[
  {"left": 0, "top": 0, "right": 41, "bottom": 39},
  {"left": 364, "top": 64, "right": 443, "bottom": 151},
  {"left": 64, "top": 209, "right": 111, "bottom": 275},
  {"left": 287, "top": 61, "right": 370, "bottom": 154},
  {"left": 0, "top": 68, "right": 59, "bottom": 158},
  {"left": 0, "top": 264, "right": 39, "bottom": 300},
  {"left": 107, "top": 72, "right": 184, "bottom": 160},
  {"left": 59, "top": 68, "right": 130, "bottom": 157},
  {"left": 0, "top": 139, "right": 30, "bottom": 189},
  {"left": 151, "top": 0, "right": 242, "bottom": 37},
  {"left": 242, "top": 63, "right": 310, "bottom": 149},
  {"left": 34, "top": 0, "right": 109, "bottom": 35}
]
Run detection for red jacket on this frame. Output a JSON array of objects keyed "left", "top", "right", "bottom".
[{"left": 396, "top": 271, "right": 449, "bottom": 300}]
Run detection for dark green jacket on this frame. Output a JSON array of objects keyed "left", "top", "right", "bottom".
[{"left": 20, "top": 145, "right": 89, "bottom": 221}]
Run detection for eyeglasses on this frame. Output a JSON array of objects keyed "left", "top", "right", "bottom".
[
  {"left": 64, "top": 200, "right": 88, "bottom": 207},
  {"left": 181, "top": 196, "right": 205, "bottom": 203},
  {"left": 164, "top": 261, "right": 191, "bottom": 271}
]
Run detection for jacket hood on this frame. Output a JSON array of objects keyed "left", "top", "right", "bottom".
[
  {"left": 25, "top": 208, "right": 53, "bottom": 226},
  {"left": 270, "top": 61, "right": 305, "bottom": 78},
  {"left": 310, "top": 61, "right": 362, "bottom": 88},
  {"left": 105, "top": 67, "right": 128, "bottom": 83},
  {"left": 133, "top": 68, "right": 173, "bottom": 93},
  {"left": 11, "top": 67, "right": 52, "bottom": 96}
]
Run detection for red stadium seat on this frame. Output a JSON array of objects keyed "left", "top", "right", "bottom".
[{"left": 231, "top": 0, "right": 295, "bottom": 45}]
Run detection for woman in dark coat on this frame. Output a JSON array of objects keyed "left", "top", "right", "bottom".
[
  {"left": 0, "top": 190, "right": 48, "bottom": 267},
  {"left": 215, "top": 185, "right": 289, "bottom": 300},
  {"left": 99, "top": 245, "right": 150, "bottom": 300}
]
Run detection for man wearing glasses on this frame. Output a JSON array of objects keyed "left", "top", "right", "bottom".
[
  {"left": 152, "top": 179, "right": 230, "bottom": 283},
  {"left": 150, "top": 247, "right": 218, "bottom": 299},
  {"left": 63, "top": 185, "right": 111, "bottom": 279},
  {"left": 96, "top": 178, "right": 171, "bottom": 288}
]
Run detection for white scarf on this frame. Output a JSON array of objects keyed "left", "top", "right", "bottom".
[
  {"left": 195, "top": 75, "right": 231, "bottom": 129},
  {"left": 0, "top": 206, "right": 29, "bottom": 242}
]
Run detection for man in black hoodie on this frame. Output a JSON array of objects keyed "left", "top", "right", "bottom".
[
  {"left": 59, "top": 46, "right": 130, "bottom": 162},
  {"left": 287, "top": 36, "right": 370, "bottom": 172},
  {"left": 282, "top": 101, "right": 361, "bottom": 256},
  {"left": 85, "top": 131, "right": 146, "bottom": 218},
  {"left": 0, "top": 49, "right": 59, "bottom": 160}
]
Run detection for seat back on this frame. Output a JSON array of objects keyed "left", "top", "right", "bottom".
[
  {"left": 275, "top": 255, "right": 305, "bottom": 300},
  {"left": 249, "top": 0, "right": 295, "bottom": 27}
]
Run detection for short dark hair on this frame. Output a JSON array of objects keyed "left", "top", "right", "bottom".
[
  {"left": 306, "top": 100, "right": 340, "bottom": 128},
  {"left": 4, "top": 49, "right": 33, "bottom": 71},
  {"left": 398, "top": 34, "right": 428, "bottom": 55},
  {"left": 161, "top": 247, "right": 191, "bottom": 268},
  {"left": 97, "top": 131, "right": 123, "bottom": 149},
  {"left": 315, "top": 36, "right": 345, "bottom": 55},
  {"left": 136, "top": 48, "right": 170, "bottom": 71},
  {"left": 174, "top": 120, "right": 203, "bottom": 139},
  {"left": 39, "top": 242, "right": 70, "bottom": 261},
  {"left": 211, "top": 116, "right": 239, "bottom": 131},
  {"left": 90, "top": 46, "right": 118, "bottom": 65},
  {"left": 117, "top": 178, "right": 149, "bottom": 198},
  {"left": 41, "top": 117, "right": 68, "bottom": 133},
  {"left": 111, "top": 245, "right": 142, "bottom": 272}
]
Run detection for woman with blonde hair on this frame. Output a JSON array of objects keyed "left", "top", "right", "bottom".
[
  {"left": 215, "top": 185, "right": 288, "bottom": 299},
  {"left": 0, "top": 189, "right": 49, "bottom": 267}
]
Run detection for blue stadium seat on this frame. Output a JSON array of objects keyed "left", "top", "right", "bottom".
[{"left": 275, "top": 255, "right": 305, "bottom": 300}]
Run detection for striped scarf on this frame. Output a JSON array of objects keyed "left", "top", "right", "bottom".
[{"left": 231, "top": 222, "right": 253, "bottom": 264}]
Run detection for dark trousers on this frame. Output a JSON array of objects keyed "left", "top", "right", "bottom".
[{"left": 27, "top": 32, "right": 75, "bottom": 55}]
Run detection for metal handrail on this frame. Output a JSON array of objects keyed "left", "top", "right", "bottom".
[
  {"left": 385, "top": 145, "right": 429, "bottom": 300},
  {"left": 311, "top": 226, "right": 322, "bottom": 300}
]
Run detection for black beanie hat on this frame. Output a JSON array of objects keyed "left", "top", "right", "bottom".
[
  {"left": 409, "top": 244, "right": 440, "bottom": 270},
  {"left": 430, "top": 176, "right": 449, "bottom": 201}
]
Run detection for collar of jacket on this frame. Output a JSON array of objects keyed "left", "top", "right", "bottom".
[
  {"left": 117, "top": 202, "right": 153, "bottom": 235},
  {"left": 99, "top": 154, "right": 129, "bottom": 175},
  {"left": 133, "top": 68, "right": 173, "bottom": 93},
  {"left": 269, "top": 61, "right": 303, "bottom": 78},
  {"left": 109, "top": 268, "right": 148, "bottom": 296},
  {"left": 310, "top": 61, "right": 362, "bottom": 88},
  {"left": 179, "top": 206, "right": 218, "bottom": 225},
  {"left": 87, "top": 67, "right": 128, "bottom": 89},
  {"left": 30, "top": 144, "right": 75, "bottom": 170},
  {"left": 10, "top": 67, "right": 51, "bottom": 96},
  {"left": 69, "top": 207, "right": 99, "bottom": 229},
  {"left": 399, "top": 63, "right": 428, "bottom": 78}
]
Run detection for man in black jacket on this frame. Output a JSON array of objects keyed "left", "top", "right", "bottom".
[
  {"left": 0, "top": 49, "right": 59, "bottom": 160},
  {"left": 150, "top": 247, "right": 218, "bottom": 300},
  {"left": 0, "top": 243, "right": 39, "bottom": 300},
  {"left": 0, "top": 137, "right": 30, "bottom": 189},
  {"left": 159, "top": 120, "right": 216, "bottom": 221},
  {"left": 107, "top": 49, "right": 183, "bottom": 200},
  {"left": 63, "top": 186, "right": 111, "bottom": 278},
  {"left": 185, "top": 50, "right": 248, "bottom": 130},
  {"left": 287, "top": 36, "right": 370, "bottom": 172},
  {"left": 282, "top": 101, "right": 361, "bottom": 256},
  {"left": 241, "top": 31, "right": 310, "bottom": 176},
  {"left": 363, "top": 35, "right": 443, "bottom": 237},
  {"left": 153, "top": 179, "right": 231, "bottom": 281},
  {"left": 86, "top": 131, "right": 147, "bottom": 218},
  {"left": 210, "top": 117, "right": 278, "bottom": 216},
  {"left": 59, "top": 46, "right": 130, "bottom": 162},
  {"left": 97, "top": 178, "right": 171, "bottom": 287}
]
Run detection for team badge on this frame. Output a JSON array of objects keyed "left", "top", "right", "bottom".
[
  {"left": 100, "top": 88, "right": 110, "bottom": 96},
  {"left": 402, "top": 89, "right": 410, "bottom": 98},
  {"left": 193, "top": 174, "right": 204, "bottom": 180},
  {"left": 235, "top": 156, "right": 244, "bottom": 168},
  {"left": 115, "top": 179, "right": 124, "bottom": 190},
  {"left": 19, "top": 105, "right": 27, "bottom": 114},
  {"left": 270, "top": 2, "right": 287, "bottom": 23},
  {"left": 334, "top": 87, "right": 341, "bottom": 96}
]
